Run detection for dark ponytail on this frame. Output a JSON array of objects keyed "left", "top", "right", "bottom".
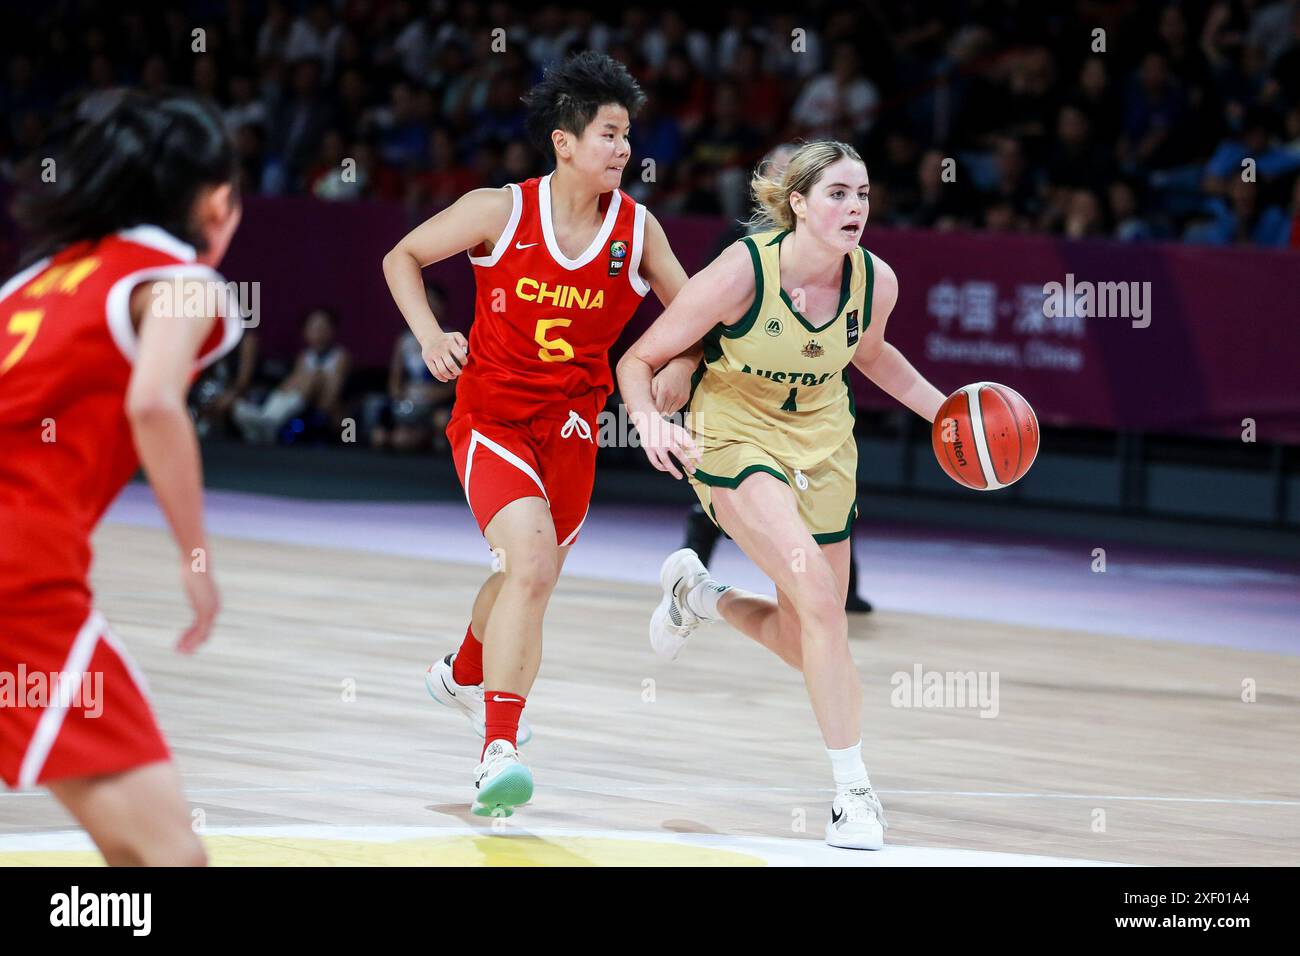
[{"left": 10, "top": 88, "right": 238, "bottom": 264}]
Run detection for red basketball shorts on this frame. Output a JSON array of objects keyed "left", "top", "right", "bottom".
[
  {"left": 447, "top": 407, "right": 599, "bottom": 546},
  {"left": 0, "top": 593, "right": 170, "bottom": 789}
]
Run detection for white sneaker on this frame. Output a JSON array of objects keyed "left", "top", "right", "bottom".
[
  {"left": 472, "top": 739, "right": 534, "bottom": 817},
  {"left": 424, "top": 653, "right": 533, "bottom": 745},
  {"left": 825, "top": 785, "right": 888, "bottom": 850},
  {"left": 649, "top": 548, "right": 716, "bottom": 661}
]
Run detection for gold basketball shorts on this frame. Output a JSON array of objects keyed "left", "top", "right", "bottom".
[{"left": 688, "top": 432, "right": 857, "bottom": 543}]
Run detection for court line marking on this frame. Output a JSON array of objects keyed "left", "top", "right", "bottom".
[
  {"left": 0, "top": 824, "right": 1127, "bottom": 866},
  {"left": 5, "top": 784, "right": 1296, "bottom": 807}
]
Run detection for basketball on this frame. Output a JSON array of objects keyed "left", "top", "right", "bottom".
[{"left": 932, "top": 383, "right": 1039, "bottom": 490}]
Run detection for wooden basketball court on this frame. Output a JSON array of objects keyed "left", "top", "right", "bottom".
[{"left": 2, "top": 520, "right": 1297, "bottom": 866}]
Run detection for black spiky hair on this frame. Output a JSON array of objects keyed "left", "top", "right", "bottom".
[{"left": 522, "top": 51, "right": 646, "bottom": 158}]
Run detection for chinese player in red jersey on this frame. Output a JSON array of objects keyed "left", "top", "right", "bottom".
[
  {"left": 383, "top": 53, "right": 700, "bottom": 816},
  {"left": 0, "top": 91, "right": 243, "bottom": 864}
]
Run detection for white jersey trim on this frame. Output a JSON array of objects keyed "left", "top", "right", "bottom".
[
  {"left": 17, "top": 610, "right": 108, "bottom": 789},
  {"left": 0, "top": 225, "right": 197, "bottom": 307},
  {"left": 464, "top": 428, "right": 550, "bottom": 509},
  {"left": 559, "top": 503, "right": 590, "bottom": 547},
  {"left": 0, "top": 257, "right": 53, "bottom": 305},
  {"left": 467, "top": 183, "right": 523, "bottom": 267},
  {"left": 538, "top": 173, "right": 622, "bottom": 270},
  {"left": 628, "top": 203, "right": 650, "bottom": 297},
  {"left": 105, "top": 264, "right": 244, "bottom": 370},
  {"left": 119, "top": 224, "right": 198, "bottom": 262}
]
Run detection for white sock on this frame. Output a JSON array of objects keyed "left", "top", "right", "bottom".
[
  {"left": 685, "top": 578, "right": 730, "bottom": 620},
  {"left": 827, "top": 740, "right": 869, "bottom": 790}
]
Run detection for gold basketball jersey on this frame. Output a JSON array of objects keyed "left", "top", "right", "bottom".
[{"left": 687, "top": 229, "right": 873, "bottom": 470}]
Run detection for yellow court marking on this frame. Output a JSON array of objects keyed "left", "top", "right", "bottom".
[{"left": 1, "top": 835, "right": 766, "bottom": 867}]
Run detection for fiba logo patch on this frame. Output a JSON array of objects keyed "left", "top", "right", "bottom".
[
  {"left": 607, "top": 240, "right": 627, "bottom": 277},
  {"left": 847, "top": 310, "right": 859, "bottom": 346},
  {"left": 765, "top": 317, "right": 783, "bottom": 337}
]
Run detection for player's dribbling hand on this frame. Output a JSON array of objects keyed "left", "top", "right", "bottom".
[
  {"left": 177, "top": 564, "right": 220, "bottom": 654},
  {"left": 634, "top": 413, "right": 702, "bottom": 480},
  {"left": 421, "top": 330, "right": 469, "bottom": 382}
]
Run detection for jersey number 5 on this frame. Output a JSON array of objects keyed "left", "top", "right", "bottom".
[
  {"left": 535, "top": 318, "right": 574, "bottom": 363},
  {"left": 0, "top": 310, "right": 44, "bottom": 378}
]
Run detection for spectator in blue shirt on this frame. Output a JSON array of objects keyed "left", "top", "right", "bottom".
[
  {"left": 1203, "top": 108, "right": 1300, "bottom": 195},
  {"left": 1185, "top": 177, "right": 1291, "bottom": 245}
]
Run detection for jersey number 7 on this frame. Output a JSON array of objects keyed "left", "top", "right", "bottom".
[{"left": 0, "top": 310, "right": 44, "bottom": 378}]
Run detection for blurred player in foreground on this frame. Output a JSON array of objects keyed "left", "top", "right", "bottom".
[{"left": 0, "top": 90, "right": 243, "bottom": 864}]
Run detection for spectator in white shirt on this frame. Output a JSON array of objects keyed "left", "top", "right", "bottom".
[
  {"left": 285, "top": 1, "right": 343, "bottom": 76},
  {"left": 791, "top": 41, "right": 880, "bottom": 139}
]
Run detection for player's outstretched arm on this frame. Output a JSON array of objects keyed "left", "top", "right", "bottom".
[
  {"left": 616, "top": 240, "right": 755, "bottom": 479},
  {"left": 125, "top": 279, "right": 221, "bottom": 654},
  {"left": 381, "top": 187, "right": 511, "bottom": 381},
  {"left": 849, "top": 253, "right": 945, "bottom": 423},
  {"left": 639, "top": 211, "right": 704, "bottom": 414}
]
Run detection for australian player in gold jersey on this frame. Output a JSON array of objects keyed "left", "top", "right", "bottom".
[{"left": 617, "top": 140, "right": 946, "bottom": 850}]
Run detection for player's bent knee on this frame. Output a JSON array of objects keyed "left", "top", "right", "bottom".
[
  {"left": 791, "top": 589, "right": 845, "bottom": 637},
  {"left": 503, "top": 548, "right": 561, "bottom": 600}
]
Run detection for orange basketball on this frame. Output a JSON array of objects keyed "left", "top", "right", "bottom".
[{"left": 932, "top": 382, "right": 1039, "bottom": 490}]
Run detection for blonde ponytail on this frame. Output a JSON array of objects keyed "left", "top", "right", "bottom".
[{"left": 744, "top": 140, "right": 864, "bottom": 233}]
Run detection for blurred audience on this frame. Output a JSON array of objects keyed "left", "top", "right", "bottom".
[
  {"left": 233, "top": 307, "right": 350, "bottom": 444},
  {"left": 367, "top": 284, "right": 456, "bottom": 453},
  {"left": 3, "top": 1, "right": 1298, "bottom": 248},
  {"left": 5, "top": 0, "right": 1300, "bottom": 457},
  {"left": 191, "top": 331, "right": 261, "bottom": 439}
]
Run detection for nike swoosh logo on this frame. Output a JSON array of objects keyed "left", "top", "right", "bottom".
[
  {"left": 515, "top": 241, "right": 538, "bottom": 249},
  {"left": 491, "top": 695, "right": 520, "bottom": 703},
  {"left": 831, "top": 808, "right": 844, "bottom": 824},
  {"left": 440, "top": 675, "right": 455, "bottom": 698}
]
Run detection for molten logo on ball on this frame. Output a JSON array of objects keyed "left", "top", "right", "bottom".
[
  {"left": 932, "top": 383, "right": 1039, "bottom": 491},
  {"left": 951, "top": 435, "right": 967, "bottom": 468}
]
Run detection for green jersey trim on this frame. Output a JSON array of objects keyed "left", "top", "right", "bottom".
[{"left": 721, "top": 237, "right": 765, "bottom": 339}]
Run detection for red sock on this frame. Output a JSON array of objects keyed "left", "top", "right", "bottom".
[
  {"left": 483, "top": 692, "right": 526, "bottom": 756},
  {"left": 451, "top": 624, "right": 483, "bottom": 686}
]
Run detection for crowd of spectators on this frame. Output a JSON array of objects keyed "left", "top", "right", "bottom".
[
  {"left": 191, "top": 287, "right": 460, "bottom": 453},
  {"left": 3, "top": 1, "right": 1300, "bottom": 248}
]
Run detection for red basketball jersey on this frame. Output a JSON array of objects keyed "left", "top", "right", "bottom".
[
  {"left": 456, "top": 174, "right": 650, "bottom": 422},
  {"left": 0, "top": 225, "right": 242, "bottom": 597}
]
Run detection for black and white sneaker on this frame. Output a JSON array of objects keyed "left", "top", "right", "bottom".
[
  {"left": 825, "top": 785, "right": 887, "bottom": 850},
  {"left": 649, "top": 548, "right": 718, "bottom": 661},
  {"left": 424, "top": 653, "right": 533, "bottom": 745}
]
